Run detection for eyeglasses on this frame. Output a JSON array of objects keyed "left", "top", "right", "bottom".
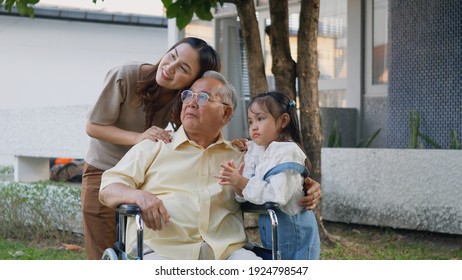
[{"left": 181, "top": 90, "right": 228, "bottom": 107}]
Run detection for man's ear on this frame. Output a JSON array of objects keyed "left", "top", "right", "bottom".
[
  {"left": 223, "top": 106, "right": 234, "bottom": 122},
  {"left": 280, "top": 113, "right": 290, "bottom": 128}
]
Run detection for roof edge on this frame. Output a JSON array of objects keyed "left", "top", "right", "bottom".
[{"left": 0, "top": 5, "right": 168, "bottom": 28}]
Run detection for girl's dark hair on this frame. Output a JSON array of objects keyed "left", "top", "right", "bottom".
[
  {"left": 136, "top": 37, "right": 221, "bottom": 130},
  {"left": 249, "top": 91, "right": 312, "bottom": 171},
  {"left": 249, "top": 91, "right": 302, "bottom": 144}
]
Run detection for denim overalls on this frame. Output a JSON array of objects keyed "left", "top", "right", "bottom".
[{"left": 257, "top": 162, "right": 321, "bottom": 260}]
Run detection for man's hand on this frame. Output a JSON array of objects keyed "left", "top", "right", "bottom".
[
  {"left": 230, "top": 138, "right": 248, "bottom": 152},
  {"left": 137, "top": 191, "right": 170, "bottom": 231},
  {"left": 300, "top": 177, "right": 321, "bottom": 210},
  {"left": 100, "top": 183, "right": 170, "bottom": 230}
]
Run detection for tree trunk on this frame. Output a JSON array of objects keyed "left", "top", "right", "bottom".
[
  {"left": 267, "top": 0, "right": 297, "bottom": 100},
  {"left": 228, "top": 0, "right": 334, "bottom": 247},
  {"left": 297, "top": 0, "right": 336, "bottom": 245},
  {"left": 231, "top": 0, "right": 268, "bottom": 96},
  {"left": 297, "top": 0, "right": 322, "bottom": 182}
]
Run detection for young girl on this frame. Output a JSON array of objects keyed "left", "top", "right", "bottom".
[{"left": 217, "top": 91, "right": 320, "bottom": 260}]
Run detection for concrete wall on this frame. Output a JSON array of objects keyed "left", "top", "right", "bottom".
[
  {"left": 1, "top": 105, "right": 90, "bottom": 159},
  {"left": 362, "top": 96, "right": 387, "bottom": 148},
  {"left": 321, "top": 148, "right": 462, "bottom": 235},
  {"left": 0, "top": 105, "right": 90, "bottom": 181},
  {"left": 320, "top": 108, "right": 357, "bottom": 147}
]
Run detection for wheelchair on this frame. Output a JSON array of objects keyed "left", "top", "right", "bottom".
[
  {"left": 101, "top": 202, "right": 281, "bottom": 260},
  {"left": 101, "top": 204, "right": 144, "bottom": 260},
  {"left": 101, "top": 162, "right": 308, "bottom": 260}
]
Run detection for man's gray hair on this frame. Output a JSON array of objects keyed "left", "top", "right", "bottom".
[{"left": 202, "top": 70, "right": 237, "bottom": 112}]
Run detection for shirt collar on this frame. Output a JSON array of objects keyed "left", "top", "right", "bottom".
[{"left": 171, "top": 125, "right": 235, "bottom": 150}]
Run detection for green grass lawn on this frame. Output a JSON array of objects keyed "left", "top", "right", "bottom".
[
  {"left": 1, "top": 166, "right": 460, "bottom": 260},
  {"left": 320, "top": 221, "right": 462, "bottom": 260},
  {"left": 1, "top": 221, "right": 460, "bottom": 260},
  {"left": 0, "top": 237, "right": 86, "bottom": 260}
]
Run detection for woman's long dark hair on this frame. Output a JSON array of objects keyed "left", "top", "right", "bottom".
[
  {"left": 136, "top": 37, "right": 221, "bottom": 130},
  {"left": 248, "top": 91, "right": 312, "bottom": 172}
]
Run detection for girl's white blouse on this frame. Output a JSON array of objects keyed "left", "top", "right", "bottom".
[{"left": 237, "top": 141, "right": 307, "bottom": 216}]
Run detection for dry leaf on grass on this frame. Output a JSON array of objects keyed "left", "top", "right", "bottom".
[{"left": 62, "top": 243, "right": 82, "bottom": 252}]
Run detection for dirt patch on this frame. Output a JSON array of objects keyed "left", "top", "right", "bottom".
[{"left": 323, "top": 221, "right": 462, "bottom": 250}]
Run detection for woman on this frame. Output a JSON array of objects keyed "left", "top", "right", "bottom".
[{"left": 82, "top": 37, "right": 221, "bottom": 259}]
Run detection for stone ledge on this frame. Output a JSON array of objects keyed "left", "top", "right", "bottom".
[{"left": 321, "top": 148, "right": 462, "bottom": 235}]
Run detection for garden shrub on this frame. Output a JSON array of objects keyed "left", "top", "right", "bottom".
[{"left": 0, "top": 181, "right": 81, "bottom": 241}]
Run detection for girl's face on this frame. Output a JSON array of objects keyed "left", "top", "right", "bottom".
[
  {"left": 247, "top": 102, "right": 285, "bottom": 149},
  {"left": 156, "top": 43, "right": 201, "bottom": 90}
]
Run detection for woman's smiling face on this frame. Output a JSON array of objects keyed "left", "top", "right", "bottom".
[{"left": 156, "top": 43, "right": 201, "bottom": 90}]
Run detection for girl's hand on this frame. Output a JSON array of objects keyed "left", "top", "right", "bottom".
[
  {"left": 215, "top": 160, "right": 247, "bottom": 191},
  {"left": 135, "top": 126, "right": 173, "bottom": 144}
]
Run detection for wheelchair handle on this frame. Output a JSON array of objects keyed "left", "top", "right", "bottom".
[
  {"left": 115, "top": 204, "right": 144, "bottom": 260},
  {"left": 117, "top": 204, "right": 141, "bottom": 216}
]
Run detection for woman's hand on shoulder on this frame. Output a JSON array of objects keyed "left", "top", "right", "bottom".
[
  {"left": 136, "top": 126, "right": 173, "bottom": 144},
  {"left": 300, "top": 177, "right": 321, "bottom": 210}
]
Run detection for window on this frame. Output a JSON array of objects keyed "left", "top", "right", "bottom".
[
  {"left": 185, "top": 21, "right": 214, "bottom": 45},
  {"left": 318, "top": 1, "right": 347, "bottom": 80},
  {"left": 372, "top": 0, "right": 388, "bottom": 84},
  {"left": 319, "top": 90, "right": 346, "bottom": 108},
  {"left": 263, "top": 1, "right": 347, "bottom": 81},
  {"left": 262, "top": 0, "right": 347, "bottom": 107}
]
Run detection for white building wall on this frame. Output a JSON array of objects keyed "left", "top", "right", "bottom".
[
  {"left": 0, "top": 15, "right": 168, "bottom": 110},
  {"left": 0, "top": 14, "right": 168, "bottom": 168}
]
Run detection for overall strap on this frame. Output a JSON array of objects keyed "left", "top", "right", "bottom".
[{"left": 262, "top": 162, "right": 309, "bottom": 182}]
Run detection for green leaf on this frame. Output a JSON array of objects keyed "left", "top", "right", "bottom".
[
  {"left": 327, "top": 121, "right": 341, "bottom": 147},
  {"left": 450, "top": 130, "right": 461, "bottom": 149},
  {"left": 26, "top": 5, "right": 33, "bottom": 16},
  {"left": 160, "top": 0, "right": 221, "bottom": 29},
  {"left": 16, "top": 0, "right": 27, "bottom": 16},
  {"left": 362, "top": 128, "right": 381, "bottom": 148},
  {"left": 418, "top": 132, "right": 441, "bottom": 149},
  {"left": 196, "top": 3, "right": 213, "bottom": 20},
  {"left": 5, "top": 0, "right": 15, "bottom": 12},
  {"left": 176, "top": 11, "right": 194, "bottom": 30},
  {"left": 25, "top": 0, "right": 39, "bottom": 4},
  {"left": 14, "top": 0, "right": 34, "bottom": 17},
  {"left": 166, "top": 1, "right": 179, "bottom": 18},
  {"left": 409, "top": 110, "right": 420, "bottom": 149},
  {"left": 327, "top": 121, "right": 337, "bottom": 147},
  {"left": 161, "top": 0, "right": 172, "bottom": 8}
]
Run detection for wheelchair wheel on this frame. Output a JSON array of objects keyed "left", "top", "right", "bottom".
[{"left": 101, "top": 248, "right": 119, "bottom": 260}]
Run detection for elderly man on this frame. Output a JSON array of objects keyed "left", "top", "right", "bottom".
[{"left": 99, "top": 70, "right": 320, "bottom": 260}]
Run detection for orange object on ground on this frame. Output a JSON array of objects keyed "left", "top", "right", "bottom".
[{"left": 54, "top": 158, "right": 74, "bottom": 165}]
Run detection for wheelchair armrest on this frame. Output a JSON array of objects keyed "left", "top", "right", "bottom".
[
  {"left": 117, "top": 204, "right": 141, "bottom": 216},
  {"left": 114, "top": 204, "right": 144, "bottom": 260},
  {"left": 240, "top": 201, "right": 279, "bottom": 214}
]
